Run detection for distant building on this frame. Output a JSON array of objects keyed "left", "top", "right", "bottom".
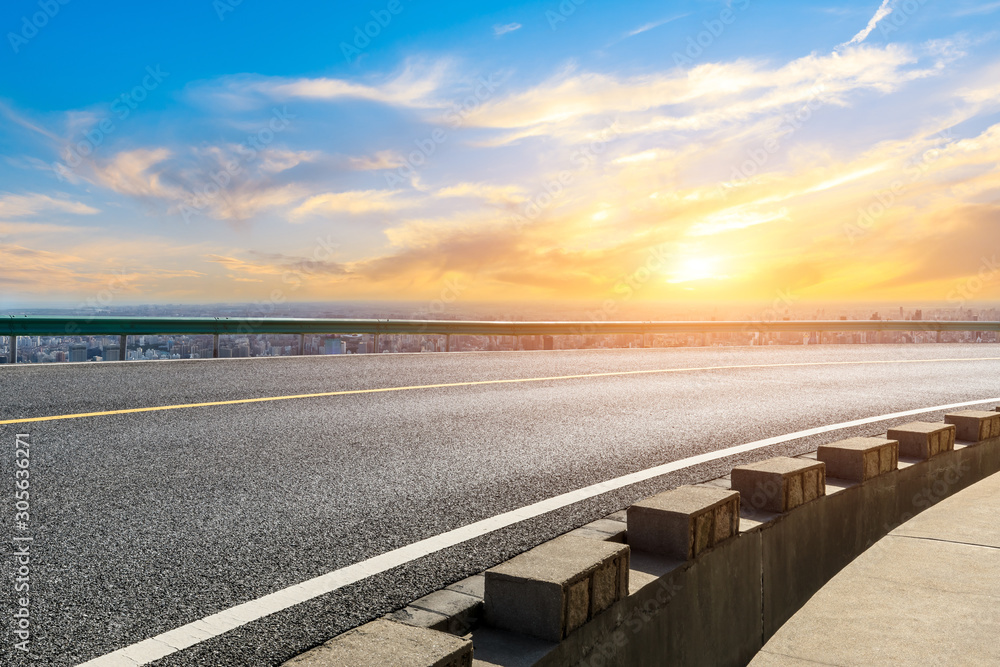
[
  {"left": 324, "top": 339, "right": 346, "bottom": 354},
  {"left": 104, "top": 344, "right": 121, "bottom": 361},
  {"left": 69, "top": 343, "right": 87, "bottom": 363}
]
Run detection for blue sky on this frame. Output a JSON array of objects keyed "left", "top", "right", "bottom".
[{"left": 2, "top": 1, "right": 1000, "bottom": 307}]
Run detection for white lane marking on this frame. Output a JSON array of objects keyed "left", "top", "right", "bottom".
[{"left": 79, "top": 396, "right": 1000, "bottom": 666}]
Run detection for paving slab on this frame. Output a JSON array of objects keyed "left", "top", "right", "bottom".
[
  {"left": 469, "top": 627, "right": 553, "bottom": 667},
  {"left": 283, "top": 619, "right": 472, "bottom": 667},
  {"left": 891, "top": 468, "right": 1000, "bottom": 548},
  {"left": 751, "top": 471, "right": 1000, "bottom": 667},
  {"left": 410, "top": 589, "right": 484, "bottom": 635},
  {"left": 387, "top": 606, "right": 451, "bottom": 632},
  {"left": 446, "top": 574, "right": 485, "bottom": 600}
]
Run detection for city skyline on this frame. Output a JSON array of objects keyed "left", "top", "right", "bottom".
[{"left": 3, "top": 1, "right": 1000, "bottom": 307}]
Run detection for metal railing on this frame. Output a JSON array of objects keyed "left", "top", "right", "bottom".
[{"left": 2, "top": 316, "right": 998, "bottom": 363}]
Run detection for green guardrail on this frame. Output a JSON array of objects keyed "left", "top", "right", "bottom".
[{"left": 2, "top": 316, "right": 997, "bottom": 362}]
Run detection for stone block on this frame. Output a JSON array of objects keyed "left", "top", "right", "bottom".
[
  {"left": 445, "top": 574, "right": 484, "bottom": 599},
  {"left": 409, "top": 589, "right": 483, "bottom": 636},
  {"left": 731, "top": 457, "right": 826, "bottom": 514},
  {"left": 282, "top": 619, "right": 472, "bottom": 667},
  {"left": 484, "top": 535, "right": 629, "bottom": 642},
  {"left": 387, "top": 606, "right": 450, "bottom": 632},
  {"left": 627, "top": 485, "right": 739, "bottom": 559},
  {"left": 944, "top": 411, "right": 1000, "bottom": 442},
  {"left": 567, "top": 517, "right": 627, "bottom": 543},
  {"left": 817, "top": 437, "right": 898, "bottom": 482},
  {"left": 886, "top": 422, "right": 955, "bottom": 460}
]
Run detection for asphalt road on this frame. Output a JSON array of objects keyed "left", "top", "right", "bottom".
[{"left": 2, "top": 345, "right": 999, "bottom": 666}]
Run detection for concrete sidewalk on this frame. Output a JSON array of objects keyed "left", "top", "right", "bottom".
[{"left": 752, "top": 469, "right": 1000, "bottom": 666}]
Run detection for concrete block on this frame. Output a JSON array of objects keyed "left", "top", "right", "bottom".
[
  {"left": 445, "top": 574, "right": 484, "bottom": 599},
  {"left": 817, "top": 437, "right": 898, "bottom": 482},
  {"left": 627, "top": 485, "right": 739, "bottom": 559},
  {"left": 945, "top": 410, "right": 1000, "bottom": 442},
  {"left": 484, "top": 535, "right": 629, "bottom": 642},
  {"left": 387, "top": 606, "right": 450, "bottom": 632},
  {"left": 584, "top": 518, "right": 627, "bottom": 541},
  {"left": 886, "top": 422, "right": 955, "bottom": 460},
  {"left": 409, "top": 589, "right": 483, "bottom": 636},
  {"left": 282, "top": 618, "right": 472, "bottom": 667},
  {"left": 566, "top": 518, "right": 627, "bottom": 543},
  {"left": 731, "top": 457, "right": 825, "bottom": 513}
]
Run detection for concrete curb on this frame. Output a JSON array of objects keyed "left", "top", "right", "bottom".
[{"left": 285, "top": 406, "right": 1000, "bottom": 667}]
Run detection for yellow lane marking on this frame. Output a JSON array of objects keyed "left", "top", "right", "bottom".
[{"left": 3, "top": 356, "right": 1000, "bottom": 426}]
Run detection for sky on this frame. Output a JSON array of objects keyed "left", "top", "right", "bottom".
[{"left": 1, "top": 0, "right": 1000, "bottom": 309}]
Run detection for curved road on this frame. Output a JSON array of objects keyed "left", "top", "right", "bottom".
[{"left": 2, "top": 344, "right": 999, "bottom": 666}]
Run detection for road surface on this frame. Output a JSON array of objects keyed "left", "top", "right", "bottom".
[{"left": 2, "top": 344, "right": 999, "bottom": 665}]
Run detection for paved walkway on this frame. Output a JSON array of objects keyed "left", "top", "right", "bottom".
[{"left": 752, "top": 469, "right": 1000, "bottom": 666}]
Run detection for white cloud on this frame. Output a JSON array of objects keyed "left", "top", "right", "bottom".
[
  {"left": 196, "top": 60, "right": 454, "bottom": 110},
  {"left": 463, "top": 44, "right": 933, "bottom": 143},
  {"left": 0, "top": 102, "right": 59, "bottom": 141},
  {"left": 435, "top": 182, "right": 525, "bottom": 204},
  {"left": 79, "top": 147, "right": 310, "bottom": 222},
  {"left": 0, "top": 192, "right": 99, "bottom": 219},
  {"left": 290, "top": 189, "right": 407, "bottom": 220},
  {"left": 257, "top": 148, "right": 318, "bottom": 174},
  {"left": 840, "top": 0, "right": 894, "bottom": 48},
  {"left": 349, "top": 150, "right": 407, "bottom": 171},
  {"left": 625, "top": 14, "right": 689, "bottom": 38},
  {"left": 953, "top": 1, "right": 1000, "bottom": 16},
  {"left": 494, "top": 22, "right": 522, "bottom": 36}
]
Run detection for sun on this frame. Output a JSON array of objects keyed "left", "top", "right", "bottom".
[{"left": 668, "top": 256, "right": 724, "bottom": 284}]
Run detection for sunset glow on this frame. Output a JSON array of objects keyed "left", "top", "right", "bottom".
[{"left": 1, "top": 2, "right": 999, "bottom": 308}]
